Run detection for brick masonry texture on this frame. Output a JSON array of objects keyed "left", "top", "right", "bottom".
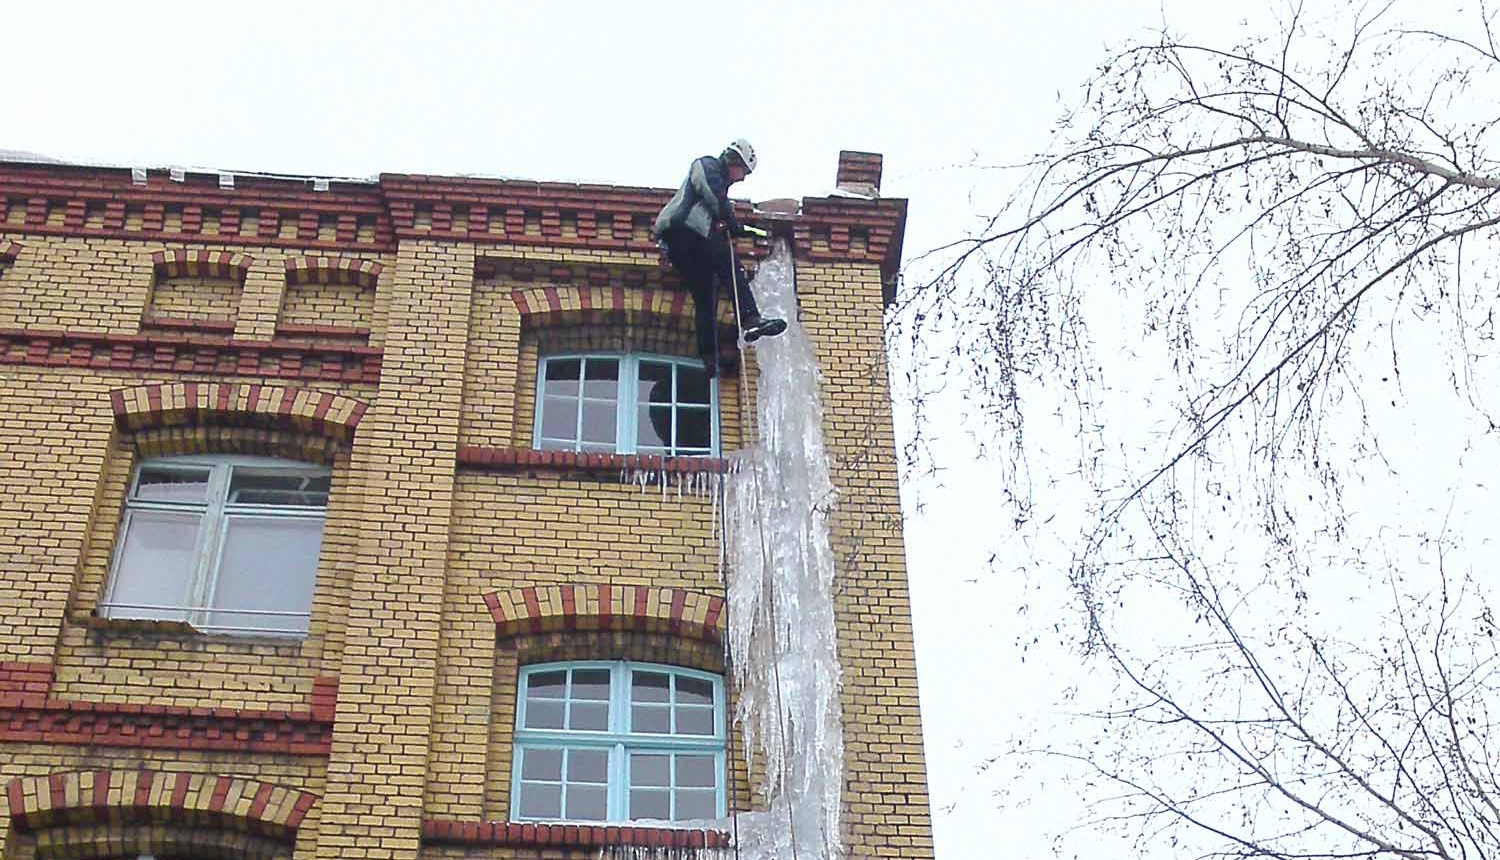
[{"left": 0, "top": 154, "right": 931, "bottom": 860}]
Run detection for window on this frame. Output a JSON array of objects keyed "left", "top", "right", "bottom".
[
  {"left": 512, "top": 661, "right": 726, "bottom": 823},
  {"left": 100, "top": 455, "right": 329, "bottom": 636},
  {"left": 535, "top": 354, "right": 717, "bottom": 456}
]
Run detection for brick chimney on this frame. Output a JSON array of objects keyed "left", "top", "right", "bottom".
[{"left": 835, "top": 151, "right": 882, "bottom": 197}]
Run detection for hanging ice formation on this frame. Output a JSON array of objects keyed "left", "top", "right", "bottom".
[
  {"left": 722, "top": 240, "right": 845, "bottom": 860},
  {"left": 609, "top": 239, "right": 846, "bottom": 860}
]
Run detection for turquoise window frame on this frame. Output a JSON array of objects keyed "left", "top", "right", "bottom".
[
  {"left": 510, "top": 661, "right": 727, "bottom": 823},
  {"left": 533, "top": 353, "right": 720, "bottom": 456}
]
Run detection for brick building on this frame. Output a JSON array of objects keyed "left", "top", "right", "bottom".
[{"left": 0, "top": 150, "right": 932, "bottom": 859}]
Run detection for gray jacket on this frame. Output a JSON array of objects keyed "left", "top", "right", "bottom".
[{"left": 653, "top": 155, "right": 739, "bottom": 240}]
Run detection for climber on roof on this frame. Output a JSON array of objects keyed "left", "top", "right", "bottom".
[{"left": 653, "top": 138, "right": 786, "bottom": 379}]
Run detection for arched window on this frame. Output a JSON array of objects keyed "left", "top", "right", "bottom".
[
  {"left": 100, "top": 454, "right": 330, "bottom": 636},
  {"left": 512, "top": 661, "right": 725, "bottom": 822},
  {"left": 534, "top": 354, "right": 717, "bottom": 456}
]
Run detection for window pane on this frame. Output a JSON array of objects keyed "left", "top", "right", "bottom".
[
  {"left": 677, "top": 408, "right": 711, "bottom": 451},
  {"left": 571, "top": 669, "right": 611, "bottom": 700},
  {"left": 676, "top": 706, "right": 715, "bottom": 736},
  {"left": 632, "top": 672, "right": 670, "bottom": 703},
  {"left": 133, "top": 467, "right": 212, "bottom": 503},
  {"left": 566, "top": 784, "right": 607, "bottom": 821},
  {"left": 632, "top": 705, "right": 670, "bottom": 734},
  {"left": 526, "top": 700, "right": 565, "bottom": 730},
  {"left": 568, "top": 702, "right": 608, "bottom": 731},
  {"left": 580, "top": 401, "right": 616, "bottom": 445},
  {"left": 677, "top": 676, "right": 714, "bottom": 706},
  {"left": 544, "top": 359, "right": 581, "bottom": 396},
  {"left": 568, "top": 749, "right": 609, "bottom": 784},
  {"left": 528, "top": 671, "right": 567, "bottom": 699},
  {"left": 539, "top": 396, "right": 579, "bottom": 443},
  {"left": 676, "top": 755, "right": 717, "bottom": 788},
  {"left": 521, "top": 748, "right": 563, "bottom": 781},
  {"left": 638, "top": 404, "right": 670, "bottom": 449},
  {"left": 637, "top": 361, "right": 673, "bottom": 405},
  {"left": 228, "top": 471, "right": 330, "bottom": 507},
  {"left": 677, "top": 366, "right": 710, "bottom": 404},
  {"left": 519, "top": 783, "right": 562, "bottom": 819},
  {"left": 106, "top": 510, "right": 202, "bottom": 620},
  {"left": 581, "top": 358, "right": 619, "bottom": 399},
  {"left": 630, "top": 789, "right": 670, "bottom": 820},
  {"left": 676, "top": 789, "right": 717, "bottom": 820},
  {"left": 630, "top": 754, "right": 669, "bottom": 787},
  {"left": 206, "top": 515, "right": 322, "bottom": 634}
]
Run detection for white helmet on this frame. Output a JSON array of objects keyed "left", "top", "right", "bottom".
[{"left": 723, "top": 138, "right": 757, "bottom": 174}]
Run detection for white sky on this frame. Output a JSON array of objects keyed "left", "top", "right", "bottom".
[{"left": 4, "top": 2, "right": 1255, "bottom": 856}]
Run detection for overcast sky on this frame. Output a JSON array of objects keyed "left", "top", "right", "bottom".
[{"left": 5, "top": 2, "right": 1255, "bottom": 856}]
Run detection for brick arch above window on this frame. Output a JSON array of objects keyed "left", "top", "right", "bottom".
[
  {"left": 284, "top": 254, "right": 382, "bottom": 287},
  {"left": 110, "top": 382, "right": 368, "bottom": 444},
  {"left": 151, "top": 248, "right": 254, "bottom": 281},
  {"left": 4, "top": 769, "right": 317, "bottom": 839},
  {"left": 484, "top": 584, "right": 726, "bottom": 643},
  {"left": 512, "top": 284, "right": 737, "bottom": 331}
]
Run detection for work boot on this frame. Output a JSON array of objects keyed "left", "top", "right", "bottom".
[{"left": 742, "top": 317, "right": 787, "bottom": 343}]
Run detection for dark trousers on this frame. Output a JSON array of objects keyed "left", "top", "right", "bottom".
[{"left": 661, "top": 226, "right": 760, "bottom": 363}]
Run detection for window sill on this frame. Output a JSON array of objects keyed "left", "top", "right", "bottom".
[
  {"left": 457, "top": 447, "right": 731, "bottom": 476},
  {"left": 140, "top": 314, "right": 237, "bottom": 335},
  {"left": 422, "top": 820, "right": 730, "bottom": 850},
  {"left": 83, "top": 615, "right": 309, "bottom": 650}
]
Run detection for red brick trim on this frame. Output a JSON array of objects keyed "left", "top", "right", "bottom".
[
  {"left": 150, "top": 249, "right": 253, "bottom": 282},
  {"left": 0, "top": 240, "right": 22, "bottom": 263},
  {"left": 0, "top": 665, "right": 336, "bottom": 755},
  {"left": 0, "top": 662, "right": 55, "bottom": 704},
  {"left": 0, "top": 328, "right": 381, "bottom": 384},
  {"left": 284, "top": 255, "right": 382, "bottom": 288},
  {"left": 458, "top": 446, "right": 729, "bottom": 476},
  {"left": 0, "top": 699, "right": 332, "bottom": 755},
  {"left": 5, "top": 769, "right": 317, "bottom": 837},
  {"left": 421, "top": 819, "right": 730, "bottom": 850},
  {"left": 111, "top": 381, "right": 369, "bottom": 441},
  {"left": 482, "top": 584, "right": 725, "bottom": 642}
]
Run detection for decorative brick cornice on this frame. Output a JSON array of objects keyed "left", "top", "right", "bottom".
[
  {"left": 482, "top": 584, "right": 726, "bottom": 642},
  {"left": 151, "top": 249, "right": 253, "bottom": 281},
  {"left": 421, "top": 819, "right": 730, "bottom": 850},
  {"left": 0, "top": 239, "right": 22, "bottom": 263},
  {"left": 458, "top": 446, "right": 729, "bottom": 476},
  {"left": 0, "top": 698, "right": 333, "bottom": 755},
  {"left": 0, "top": 160, "right": 906, "bottom": 283},
  {"left": 0, "top": 665, "right": 336, "bottom": 755},
  {"left": 0, "top": 328, "right": 382, "bottom": 384},
  {"left": 111, "top": 381, "right": 369, "bottom": 441},
  {"left": 6, "top": 770, "right": 317, "bottom": 837},
  {"left": 0, "top": 162, "right": 393, "bottom": 251},
  {"left": 284, "top": 255, "right": 382, "bottom": 288}
]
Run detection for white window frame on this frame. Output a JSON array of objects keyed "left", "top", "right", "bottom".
[
  {"left": 533, "top": 353, "right": 720, "bottom": 456},
  {"left": 511, "top": 661, "right": 727, "bottom": 823},
  {"left": 99, "top": 454, "right": 329, "bottom": 637}
]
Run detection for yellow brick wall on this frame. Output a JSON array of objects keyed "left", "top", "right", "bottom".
[
  {"left": 312, "top": 241, "right": 473, "bottom": 860},
  {"left": 799, "top": 261, "right": 936, "bottom": 859},
  {"left": 0, "top": 217, "right": 932, "bottom": 860},
  {"left": 147, "top": 275, "right": 241, "bottom": 321},
  {"left": 279, "top": 280, "right": 375, "bottom": 331}
]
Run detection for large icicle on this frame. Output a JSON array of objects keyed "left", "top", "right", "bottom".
[{"left": 723, "top": 239, "right": 845, "bottom": 860}]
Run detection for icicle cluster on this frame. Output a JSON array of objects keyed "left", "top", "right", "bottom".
[
  {"left": 723, "top": 240, "right": 846, "bottom": 860},
  {"left": 620, "top": 467, "right": 723, "bottom": 498}
]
